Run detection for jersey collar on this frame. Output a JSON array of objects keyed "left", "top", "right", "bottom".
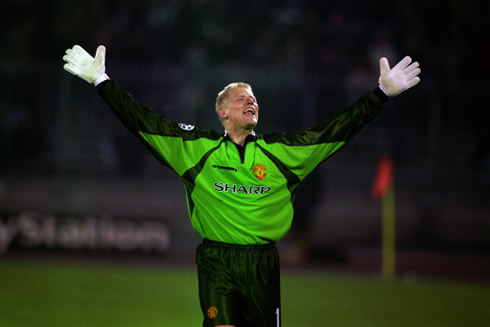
[{"left": 223, "top": 130, "right": 257, "bottom": 145}]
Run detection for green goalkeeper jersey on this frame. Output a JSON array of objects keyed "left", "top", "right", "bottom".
[{"left": 98, "top": 80, "right": 387, "bottom": 245}]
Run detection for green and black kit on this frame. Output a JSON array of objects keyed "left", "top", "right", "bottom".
[{"left": 97, "top": 80, "right": 387, "bottom": 326}]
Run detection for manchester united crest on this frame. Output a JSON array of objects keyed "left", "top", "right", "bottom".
[
  {"left": 207, "top": 306, "right": 218, "bottom": 319},
  {"left": 252, "top": 164, "right": 267, "bottom": 180}
]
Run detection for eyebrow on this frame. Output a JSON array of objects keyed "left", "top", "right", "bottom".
[{"left": 236, "top": 94, "right": 255, "bottom": 100}]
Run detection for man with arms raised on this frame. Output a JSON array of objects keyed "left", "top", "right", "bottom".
[{"left": 63, "top": 44, "right": 420, "bottom": 327}]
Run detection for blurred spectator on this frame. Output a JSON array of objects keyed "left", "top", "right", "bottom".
[{"left": 0, "top": 0, "right": 487, "bottom": 180}]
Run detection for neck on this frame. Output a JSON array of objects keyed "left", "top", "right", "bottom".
[{"left": 225, "top": 127, "right": 254, "bottom": 146}]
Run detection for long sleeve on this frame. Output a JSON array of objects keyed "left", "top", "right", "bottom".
[
  {"left": 97, "top": 80, "right": 222, "bottom": 175},
  {"left": 258, "top": 87, "right": 387, "bottom": 181}
]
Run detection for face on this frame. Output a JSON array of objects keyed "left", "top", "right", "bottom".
[{"left": 219, "top": 87, "right": 259, "bottom": 130}]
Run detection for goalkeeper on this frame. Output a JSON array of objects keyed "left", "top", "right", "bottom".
[{"left": 63, "top": 44, "right": 420, "bottom": 327}]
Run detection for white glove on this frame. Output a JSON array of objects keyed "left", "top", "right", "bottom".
[
  {"left": 378, "top": 56, "right": 421, "bottom": 97},
  {"left": 63, "top": 45, "right": 109, "bottom": 86}
]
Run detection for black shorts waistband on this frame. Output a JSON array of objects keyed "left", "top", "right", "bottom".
[{"left": 202, "top": 239, "right": 276, "bottom": 250}]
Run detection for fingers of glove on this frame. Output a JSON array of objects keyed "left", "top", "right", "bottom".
[
  {"left": 63, "top": 47, "right": 86, "bottom": 64},
  {"left": 379, "top": 57, "right": 390, "bottom": 76},
  {"left": 73, "top": 45, "right": 93, "bottom": 60},
  {"left": 402, "top": 61, "right": 419, "bottom": 75},
  {"left": 63, "top": 48, "right": 78, "bottom": 62},
  {"left": 405, "top": 67, "right": 421, "bottom": 80},
  {"left": 63, "top": 63, "right": 78, "bottom": 75},
  {"left": 95, "top": 45, "right": 106, "bottom": 63},
  {"left": 64, "top": 48, "right": 73, "bottom": 57},
  {"left": 392, "top": 56, "right": 412, "bottom": 71},
  {"left": 62, "top": 53, "right": 75, "bottom": 64},
  {"left": 406, "top": 77, "right": 421, "bottom": 89},
  {"left": 405, "top": 60, "right": 419, "bottom": 70}
]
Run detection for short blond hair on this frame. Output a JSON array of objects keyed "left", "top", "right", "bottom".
[{"left": 215, "top": 82, "right": 252, "bottom": 112}]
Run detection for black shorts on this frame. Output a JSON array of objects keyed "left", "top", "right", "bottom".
[{"left": 196, "top": 239, "right": 281, "bottom": 327}]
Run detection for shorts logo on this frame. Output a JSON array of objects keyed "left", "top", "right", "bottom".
[
  {"left": 252, "top": 164, "right": 267, "bottom": 180},
  {"left": 178, "top": 123, "right": 195, "bottom": 131},
  {"left": 207, "top": 306, "right": 218, "bottom": 319}
]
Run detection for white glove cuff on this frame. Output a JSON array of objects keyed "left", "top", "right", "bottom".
[
  {"left": 94, "top": 73, "right": 110, "bottom": 86},
  {"left": 378, "top": 83, "right": 388, "bottom": 96}
]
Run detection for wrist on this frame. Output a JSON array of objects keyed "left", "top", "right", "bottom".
[
  {"left": 373, "top": 86, "right": 389, "bottom": 102},
  {"left": 94, "top": 73, "right": 110, "bottom": 86},
  {"left": 378, "top": 83, "right": 388, "bottom": 96}
]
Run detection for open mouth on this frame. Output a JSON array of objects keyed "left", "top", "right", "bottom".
[{"left": 243, "top": 108, "right": 256, "bottom": 116}]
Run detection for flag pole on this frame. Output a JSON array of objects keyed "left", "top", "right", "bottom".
[
  {"left": 381, "top": 183, "right": 396, "bottom": 280},
  {"left": 372, "top": 154, "right": 396, "bottom": 281}
]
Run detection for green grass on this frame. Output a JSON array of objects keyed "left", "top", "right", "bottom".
[{"left": 0, "top": 260, "right": 489, "bottom": 326}]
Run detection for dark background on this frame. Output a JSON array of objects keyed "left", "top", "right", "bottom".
[{"left": 1, "top": 0, "right": 489, "bottom": 279}]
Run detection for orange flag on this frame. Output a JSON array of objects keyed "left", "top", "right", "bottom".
[{"left": 372, "top": 154, "right": 394, "bottom": 200}]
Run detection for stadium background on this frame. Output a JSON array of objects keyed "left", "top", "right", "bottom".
[{"left": 0, "top": 0, "right": 489, "bottom": 326}]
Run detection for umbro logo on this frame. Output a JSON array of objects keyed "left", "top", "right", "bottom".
[{"left": 212, "top": 165, "right": 237, "bottom": 172}]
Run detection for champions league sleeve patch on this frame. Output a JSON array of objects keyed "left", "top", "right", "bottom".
[{"left": 178, "top": 123, "right": 195, "bottom": 131}]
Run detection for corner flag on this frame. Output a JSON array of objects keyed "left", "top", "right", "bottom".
[
  {"left": 372, "top": 154, "right": 394, "bottom": 200},
  {"left": 372, "top": 154, "right": 396, "bottom": 280}
]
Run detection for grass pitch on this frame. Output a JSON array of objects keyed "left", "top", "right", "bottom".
[{"left": 0, "top": 260, "right": 488, "bottom": 326}]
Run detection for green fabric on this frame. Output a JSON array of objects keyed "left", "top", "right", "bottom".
[{"left": 98, "top": 80, "right": 385, "bottom": 245}]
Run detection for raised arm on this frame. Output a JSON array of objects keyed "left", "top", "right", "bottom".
[{"left": 260, "top": 55, "right": 421, "bottom": 180}]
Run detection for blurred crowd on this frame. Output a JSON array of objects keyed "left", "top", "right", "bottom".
[{"left": 0, "top": 0, "right": 489, "bottom": 176}]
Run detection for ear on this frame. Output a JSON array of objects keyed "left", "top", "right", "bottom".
[{"left": 217, "top": 108, "right": 228, "bottom": 120}]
